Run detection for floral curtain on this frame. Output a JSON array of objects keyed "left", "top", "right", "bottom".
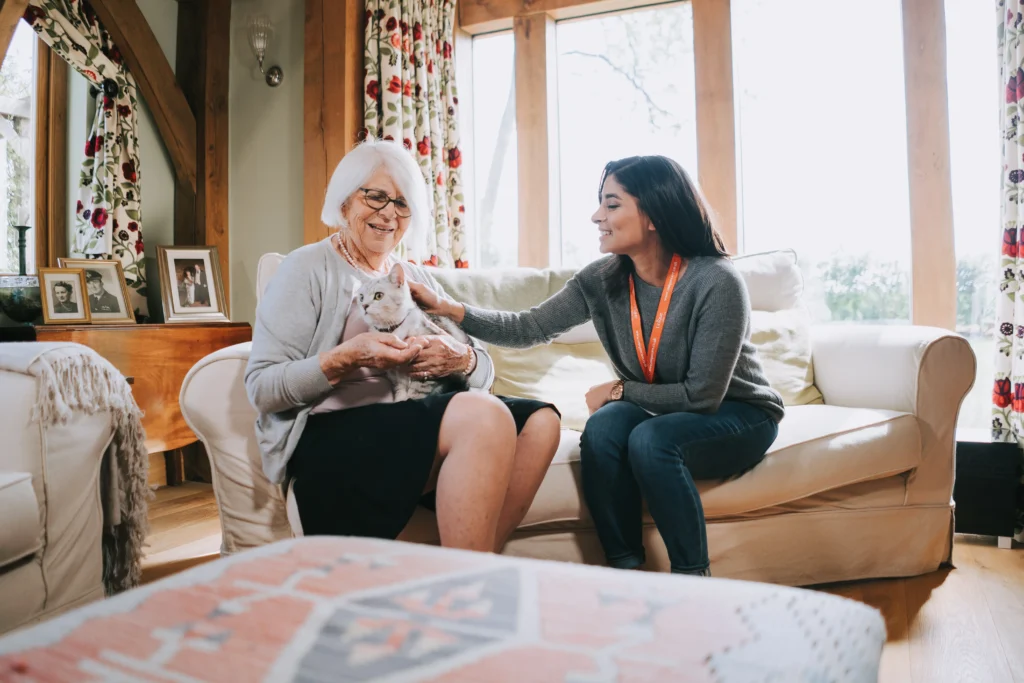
[
  {"left": 23, "top": 0, "right": 147, "bottom": 317},
  {"left": 995, "top": 0, "right": 1024, "bottom": 541},
  {"left": 363, "top": 0, "right": 468, "bottom": 268}
]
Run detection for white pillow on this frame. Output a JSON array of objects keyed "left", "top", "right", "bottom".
[{"left": 733, "top": 249, "right": 804, "bottom": 312}]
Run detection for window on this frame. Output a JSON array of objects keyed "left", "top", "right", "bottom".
[
  {"left": 733, "top": 0, "right": 912, "bottom": 324},
  {"left": 946, "top": 0, "right": 1000, "bottom": 430},
  {"left": 0, "top": 21, "right": 38, "bottom": 275},
  {"left": 556, "top": 3, "right": 697, "bottom": 268},
  {"left": 470, "top": 32, "right": 518, "bottom": 269}
]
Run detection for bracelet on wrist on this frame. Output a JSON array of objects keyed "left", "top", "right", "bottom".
[{"left": 465, "top": 346, "right": 478, "bottom": 375}]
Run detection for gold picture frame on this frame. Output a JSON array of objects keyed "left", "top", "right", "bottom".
[
  {"left": 38, "top": 268, "right": 92, "bottom": 325},
  {"left": 57, "top": 258, "right": 136, "bottom": 324},
  {"left": 156, "top": 245, "right": 229, "bottom": 323}
]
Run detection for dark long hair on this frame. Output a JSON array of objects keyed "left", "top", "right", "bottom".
[{"left": 597, "top": 156, "right": 728, "bottom": 295}]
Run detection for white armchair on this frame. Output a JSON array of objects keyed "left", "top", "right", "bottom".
[{"left": 0, "top": 343, "right": 113, "bottom": 634}]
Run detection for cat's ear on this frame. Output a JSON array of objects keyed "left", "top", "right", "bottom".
[{"left": 388, "top": 263, "right": 406, "bottom": 287}]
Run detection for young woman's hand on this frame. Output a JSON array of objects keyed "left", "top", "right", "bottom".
[
  {"left": 405, "top": 335, "right": 475, "bottom": 379},
  {"left": 408, "top": 281, "right": 465, "bottom": 323},
  {"left": 586, "top": 380, "right": 620, "bottom": 414},
  {"left": 320, "top": 332, "right": 424, "bottom": 383}
]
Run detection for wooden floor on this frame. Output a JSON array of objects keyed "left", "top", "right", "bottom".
[
  {"left": 143, "top": 484, "right": 1024, "bottom": 683},
  {"left": 141, "top": 483, "right": 222, "bottom": 584}
]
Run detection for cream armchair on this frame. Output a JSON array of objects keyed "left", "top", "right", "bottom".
[
  {"left": 180, "top": 252, "right": 976, "bottom": 587},
  {"left": 0, "top": 343, "right": 113, "bottom": 635}
]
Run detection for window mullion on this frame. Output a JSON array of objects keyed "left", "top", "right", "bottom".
[
  {"left": 692, "top": 0, "right": 737, "bottom": 255},
  {"left": 902, "top": 0, "right": 956, "bottom": 330},
  {"left": 514, "top": 13, "right": 560, "bottom": 268}
]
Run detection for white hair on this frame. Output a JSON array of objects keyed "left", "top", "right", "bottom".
[{"left": 320, "top": 137, "right": 431, "bottom": 263}]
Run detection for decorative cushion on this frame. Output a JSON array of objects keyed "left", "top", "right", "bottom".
[
  {"left": 488, "top": 342, "right": 617, "bottom": 431},
  {"left": 750, "top": 307, "right": 824, "bottom": 406},
  {"left": 732, "top": 249, "right": 804, "bottom": 312}
]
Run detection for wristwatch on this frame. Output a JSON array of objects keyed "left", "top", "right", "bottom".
[{"left": 609, "top": 379, "right": 625, "bottom": 401}]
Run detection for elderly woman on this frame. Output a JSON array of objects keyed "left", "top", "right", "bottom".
[{"left": 245, "top": 138, "right": 561, "bottom": 551}]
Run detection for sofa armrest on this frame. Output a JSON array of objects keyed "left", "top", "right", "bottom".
[
  {"left": 0, "top": 472, "right": 42, "bottom": 570},
  {"left": 0, "top": 346, "right": 112, "bottom": 630},
  {"left": 811, "top": 324, "right": 976, "bottom": 506},
  {"left": 180, "top": 342, "right": 292, "bottom": 554},
  {"left": 811, "top": 324, "right": 976, "bottom": 413}
]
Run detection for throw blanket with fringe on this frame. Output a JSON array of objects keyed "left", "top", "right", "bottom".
[{"left": 0, "top": 342, "right": 149, "bottom": 593}]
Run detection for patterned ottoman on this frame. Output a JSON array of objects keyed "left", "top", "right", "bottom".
[{"left": 0, "top": 537, "right": 885, "bottom": 682}]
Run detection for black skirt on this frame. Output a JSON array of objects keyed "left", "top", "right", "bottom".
[{"left": 286, "top": 392, "right": 558, "bottom": 539}]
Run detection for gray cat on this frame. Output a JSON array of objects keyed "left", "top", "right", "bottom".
[{"left": 355, "top": 263, "right": 471, "bottom": 402}]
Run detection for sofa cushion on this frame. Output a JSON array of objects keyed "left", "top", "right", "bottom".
[
  {"left": 0, "top": 472, "right": 42, "bottom": 570},
  {"left": 519, "top": 404, "right": 922, "bottom": 528}
]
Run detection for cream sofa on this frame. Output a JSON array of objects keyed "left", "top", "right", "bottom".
[
  {"left": 0, "top": 344, "right": 111, "bottom": 635},
  {"left": 180, "top": 250, "right": 976, "bottom": 587}
]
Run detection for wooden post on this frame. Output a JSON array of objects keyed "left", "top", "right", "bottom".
[
  {"left": 903, "top": 0, "right": 956, "bottom": 330},
  {"left": 175, "top": 0, "right": 231, "bottom": 314},
  {"left": 304, "top": 0, "right": 365, "bottom": 245},
  {"left": 693, "top": 0, "right": 737, "bottom": 255},
  {"left": 514, "top": 13, "right": 560, "bottom": 267}
]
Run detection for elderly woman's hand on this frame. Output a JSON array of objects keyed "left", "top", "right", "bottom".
[
  {"left": 409, "top": 281, "right": 466, "bottom": 323},
  {"left": 406, "top": 335, "right": 475, "bottom": 379},
  {"left": 320, "top": 331, "right": 424, "bottom": 384}
]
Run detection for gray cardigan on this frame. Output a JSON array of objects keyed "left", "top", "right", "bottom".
[
  {"left": 245, "top": 238, "right": 495, "bottom": 485},
  {"left": 461, "top": 255, "right": 785, "bottom": 421}
]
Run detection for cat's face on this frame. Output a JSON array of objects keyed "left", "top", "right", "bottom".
[{"left": 356, "top": 264, "right": 413, "bottom": 327}]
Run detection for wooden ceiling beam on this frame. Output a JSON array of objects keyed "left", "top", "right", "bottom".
[
  {"left": 90, "top": 0, "right": 197, "bottom": 192},
  {"left": 0, "top": 0, "right": 29, "bottom": 70}
]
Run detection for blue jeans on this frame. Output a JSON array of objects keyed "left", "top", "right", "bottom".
[{"left": 579, "top": 400, "right": 779, "bottom": 574}]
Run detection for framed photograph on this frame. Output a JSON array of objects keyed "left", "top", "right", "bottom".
[
  {"left": 157, "top": 246, "right": 229, "bottom": 323},
  {"left": 57, "top": 258, "right": 136, "bottom": 324},
  {"left": 38, "top": 268, "right": 91, "bottom": 325}
]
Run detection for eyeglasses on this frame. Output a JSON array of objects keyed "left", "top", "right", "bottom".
[{"left": 360, "top": 188, "right": 412, "bottom": 218}]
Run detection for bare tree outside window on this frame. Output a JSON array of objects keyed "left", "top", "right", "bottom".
[
  {"left": 556, "top": 3, "right": 697, "bottom": 267},
  {"left": 0, "top": 21, "right": 36, "bottom": 275}
]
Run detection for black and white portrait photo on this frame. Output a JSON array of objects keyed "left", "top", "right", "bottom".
[
  {"left": 58, "top": 259, "right": 135, "bottom": 324},
  {"left": 38, "top": 268, "right": 91, "bottom": 324}
]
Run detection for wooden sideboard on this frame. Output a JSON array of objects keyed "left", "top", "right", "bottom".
[{"left": 1, "top": 322, "right": 252, "bottom": 484}]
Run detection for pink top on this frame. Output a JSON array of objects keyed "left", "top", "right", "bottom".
[{"left": 309, "top": 297, "right": 394, "bottom": 414}]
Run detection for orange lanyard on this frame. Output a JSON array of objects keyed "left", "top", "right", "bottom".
[{"left": 629, "top": 254, "right": 684, "bottom": 383}]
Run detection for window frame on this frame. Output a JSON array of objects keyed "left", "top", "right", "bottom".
[
  {"left": 34, "top": 37, "right": 68, "bottom": 271},
  {"left": 458, "top": 0, "right": 956, "bottom": 329}
]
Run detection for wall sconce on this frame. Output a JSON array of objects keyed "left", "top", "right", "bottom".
[{"left": 247, "top": 15, "right": 283, "bottom": 87}]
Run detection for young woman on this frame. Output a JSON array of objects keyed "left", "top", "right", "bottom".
[{"left": 410, "top": 155, "right": 784, "bottom": 575}]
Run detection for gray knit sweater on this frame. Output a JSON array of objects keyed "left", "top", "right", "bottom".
[
  {"left": 245, "top": 238, "right": 496, "bottom": 485},
  {"left": 461, "top": 255, "right": 785, "bottom": 421}
]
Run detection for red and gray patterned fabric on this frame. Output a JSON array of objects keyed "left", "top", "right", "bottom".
[{"left": 0, "top": 537, "right": 885, "bottom": 682}]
